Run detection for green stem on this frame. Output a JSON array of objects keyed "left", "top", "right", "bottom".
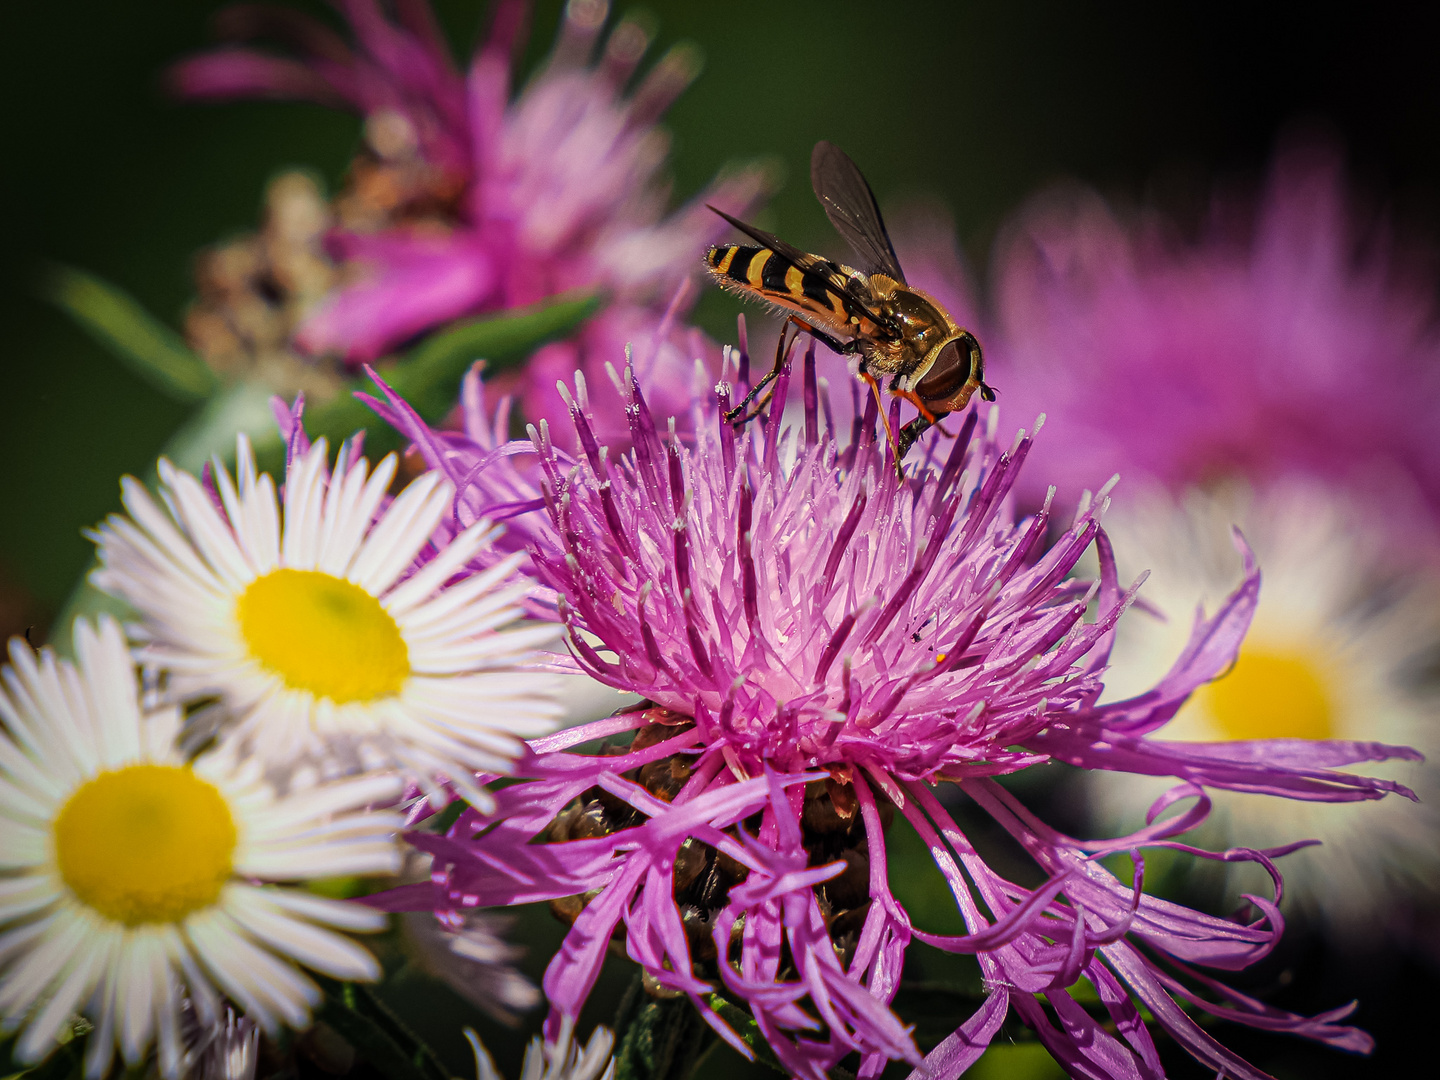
[
  {"left": 313, "top": 976, "right": 455, "bottom": 1080},
  {"left": 613, "top": 977, "right": 713, "bottom": 1080}
]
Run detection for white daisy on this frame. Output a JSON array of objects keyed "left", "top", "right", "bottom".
[
  {"left": 90, "top": 435, "right": 561, "bottom": 810},
  {"left": 1091, "top": 480, "right": 1439, "bottom": 935},
  {"left": 465, "top": 1017, "right": 615, "bottom": 1080},
  {"left": 0, "top": 617, "right": 404, "bottom": 1078}
]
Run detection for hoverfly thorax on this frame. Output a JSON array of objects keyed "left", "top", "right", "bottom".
[
  {"left": 703, "top": 141, "right": 994, "bottom": 464},
  {"left": 867, "top": 285, "right": 955, "bottom": 364}
]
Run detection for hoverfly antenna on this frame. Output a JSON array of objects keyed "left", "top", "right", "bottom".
[{"left": 981, "top": 382, "right": 998, "bottom": 402}]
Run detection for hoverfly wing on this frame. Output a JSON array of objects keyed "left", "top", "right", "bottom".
[
  {"left": 707, "top": 205, "right": 888, "bottom": 318},
  {"left": 811, "top": 141, "right": 907, "bottom": 285},
  {"left": 708, "top": 206, "right": 819, "bottom": 275}
]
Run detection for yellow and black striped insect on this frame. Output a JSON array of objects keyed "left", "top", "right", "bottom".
[{"left": 705, "top": 141, "right": 995, "bottom": 460}]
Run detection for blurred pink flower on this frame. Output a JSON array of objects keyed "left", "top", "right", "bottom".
[
  {"left": 172, "top": 0, "right": 764, "bottom": 443},
  {"left": 986, "top": 139, "right": 1440, "bottom": 539},
  {"left": 403, "top": 909, "right": 540, "bottom": 1025},
  {"left": 370, "top": 361, "right": 1412, "bottom": 1080}
]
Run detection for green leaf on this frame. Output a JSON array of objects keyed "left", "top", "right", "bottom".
[
  {"left": 424, "top": 798, "right": 470, "bottom": 835},
  {"left": 257, "top": 290, "right": 602, "bottom": 476},
  {"left": 42, "top": 265, "right": 216, "bottom": 403},
  {"left": 0, "top": 1024, "right": 88, "bottom": 1080},
  {"left": 159, "top": 380, "right": 283, "bottom": 474},
  {"left": 398, "top": 289, "right": 600, "bottom": 417},
  {"left": 700, "top": 995, "right": 798, "bottom": 1077},
  {"left": 314, "top": 975, "right": 455, "bottom": 1080},
  {"left": 325, "top": 288, "right": 600, "bottom": 430},
  {"left": 965, "top": 1042, "right": 1066, "bottom": 1079}
]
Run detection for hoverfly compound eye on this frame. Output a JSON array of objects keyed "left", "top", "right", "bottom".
[{"left": 915, "top": 340, "right": 971, "bottom": 404}]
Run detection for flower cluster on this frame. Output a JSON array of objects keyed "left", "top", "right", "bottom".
[
  {"left": 1, "top": 415, "right": 563, "bottom": 1075},
  {"left": 372, "top": 357, "right": 1415, "bottom": 1080},
  {"left": 171, "top": 0, "right": 767, "bottom": 443},
  {"left": 15, "top": 5, "right": 1430, "bottom": 1075}
]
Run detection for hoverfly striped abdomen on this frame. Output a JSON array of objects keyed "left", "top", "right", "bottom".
[{"left": 705, "top": 243, "right": 866, "bottom": 335}]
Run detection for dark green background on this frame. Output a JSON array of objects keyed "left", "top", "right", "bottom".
[{"left": 3, "top": 2, "right": 1440, "bottom": 1076}]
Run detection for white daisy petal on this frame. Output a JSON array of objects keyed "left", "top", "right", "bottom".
[
  {"left": 0, "top": 780, "right": 55, "bottom": 836},
  {"left": 0, "top": 905, "right": 91, "bottom": 1015},
  {"left": 16, "top": 926, "right": 111, "bottom": 1064},
  {"left": 320, "top": 451, "right": 395, "bottom": 577},
  {"left": 394, "top": 548, "right": 523, "bottom": 626},
  {"left": 166, "top": 473, "right": 255, "bottom": 592},
  {"left": 117, "top": 932, "right": 161, "bottom": 1064},
  {"left": 225, "top": 886, "right": 380, "bottom": 981},
  {"left": 0, "top": 875, "right": 58, "bottom": 921},
  {"left": 464, "top": 1019, "right": 617, "bottom": 1080},
  {"left": 73, "top": 618, "right": 146, "bottom": 769},
  {"left": 349, "top": 471, "right": 450, "bottom": 594},
  {"left": 152, "top": 972, "right": 182, "bottom": 1080},
  {"left": 92, "top": 436, "right": 561, "bottom": 790},
  {"left": 187, "top": 910, "right": 317, "bottom": 1032},
  {"left": 282, "top": 442, "right": 330, "bottom": 571},
  {"left": 249, "top": 888, "right": 388, "bottom": 933},
  {"left": 0, "top": 913, "right": 55, "bottom": 968},
  {"left": 171, "top": 927, "right": 221, "bottom": 1027},
  {"left": 182, "top": 914, "right": 280, "bottom": 1035},
  {"left": 380, "top": 519, "right": 491, "bottom": 615},
  {"left": 83, "top": 998, "right": 118, "bottom": 1080}
]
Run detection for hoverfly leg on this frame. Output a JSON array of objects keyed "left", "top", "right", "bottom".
[
  {"left": 725, "top": 319, "right": 806, "bottom": 426},
  {"left": 896, "top": 414, "right": 933, "bottom": 461},
  {"left": 726, "top": 318, "right": 853, "bottom": 426},
  {"left": 894, "top": 389, "right": 955, "bottom": 454},
  {"left": 859, "top": 369, "right": 903, "bottom": 469},
  {"left": 725, "top": 321, "right": 799, "bottom": 425}
]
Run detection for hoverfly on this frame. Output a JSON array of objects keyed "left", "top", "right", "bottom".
[{"left": 704, "top": 141, "right": 994, "bottom": 460}]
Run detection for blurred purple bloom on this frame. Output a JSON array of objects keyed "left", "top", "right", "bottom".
[
  {"left": 172, "top": 0, "right": 764, "bottom": 443},
  {"left": 989, "top": 138, "right": 1440, "bottom": 536},
  {"left": 370, "top": 354, "right": 1414, "bottom": 1080},
  {"left": 403, "top": 909, "right": 540, "bottom": 1025}
]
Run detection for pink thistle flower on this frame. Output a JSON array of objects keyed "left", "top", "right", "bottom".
[
  {"left": 170, "top": 0, "right": 765, "bottom": 444},
  {"left": 989, "top": 138, "right": 1440, "bottom": 538},
  {"left": 370, "top": 352, "right": 1416, "bottom": 1080},
  {"left": 358, "top": 364, "right": 549, "bottom": 566}
]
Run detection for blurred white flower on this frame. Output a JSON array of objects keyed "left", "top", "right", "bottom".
[
  {"left": 1091, "top": 480, "right": 1440, "bottom": 937},
  {"left": 464, "top": 1017, "right": 614, "bottom": 1080}
]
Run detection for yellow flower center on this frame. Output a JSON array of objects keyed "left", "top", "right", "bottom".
[
  {"left": 1198, "top": 645, "right": 1335, "bottom": 741},
  {"left": 53, "top": 764, "right": 236, "bottom": 926},
  {"left": 237, "top": 569, "right": 410, "bottom": 703}
]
